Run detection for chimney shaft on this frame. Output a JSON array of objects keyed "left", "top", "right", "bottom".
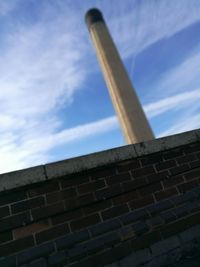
[{"left": 85, "top": 9, "right": 155, "bottom": 144}]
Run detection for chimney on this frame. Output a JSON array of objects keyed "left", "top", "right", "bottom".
[{"left": 85, "top": 8, "right": 155, "bottom": 144}]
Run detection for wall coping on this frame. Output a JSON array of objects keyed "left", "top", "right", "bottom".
[{"left": 0, "top": 129, "right": 200, "bottom": 192}]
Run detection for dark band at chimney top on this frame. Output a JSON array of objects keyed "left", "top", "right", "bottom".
[{"left": 85, "top": 8, "right": 104, "bottom": 29}]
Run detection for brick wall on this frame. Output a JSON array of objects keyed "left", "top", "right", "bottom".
[{"left": 0, "top": 130, "right": 200, "bottom": 266}]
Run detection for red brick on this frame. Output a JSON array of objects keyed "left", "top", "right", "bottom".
[
  {"left": 117, "top": 160, "right": 141, "bottom": 172},
  {"left": 184, "top": 168, "right": 200, "bottom": 180},
  {"left": 177, "top": 180, "right": 199, "bottom": 193},
  {"left": 101, "top": 204, "right": 129, "bottom": 221},
  {"left": 169, "top": 164, "right": 190, "bottom": 175},
  {"left": 0, "top": 235, "right": 34, "bottom": 257},
  {"left": 35, "top": 223, "right": 69, "bottom": 244},
  {"left": 106, "top": 173, "right": 131, "bottom": 185},
  {"left": 122, "top": 178, "right": 147, "bottom": 192},
  {"left": 83, "top": 200, "right": 112, "bottom": 215},
  {"left": 52, "top": 210, "right": 83, "bottom": 225},
  {"left": 177, "top": 154, "right": 197, "bottom": 164},
  {"left": 28, "top": 181, "right": 59, "bottom": 197},
  {"left": 78, "top": 180, "right": 105, "bottom": 195},
  {"left": 90, "top": 168, "right": 116, "bottom": 180},
  {"left": 112, "top": 191, "right": 140, "bottom": 205},
  {"left": 0, "top": 191, "right": 27, "bottom": 207},
  {"left": 65, "top": 193, "right": 94, "bottom": 211},
  {"left": 0, "top": 212, "right": 31, "bottom": 232},
  {"left": 140, "top": 154, "right": 163, "bottom": 166},
  {"left": 162, "top": 175, "right": 184, "bottom": 188},
  {"left": 163, "top": 149, "right": 183, "bottom": 160},
  {"left": 129, "top": 195, "right": 154, "bottom": 210},
  {"left": 155, "top": 160, "right": 177, "bottom": 171},
  {"left": 154, "top": 187, "right": 178, "bottom": 201},
  {"left": 11, "top": 196, "right": 45, "bottom": 214},
  {"left": 46, "top": 188, "right": 77, "bottom": 204},
  {"left": 61, "top": 176, "right": 89, "bottom": 189},
  {"left": 146, "top": 171, "right": 168, "bottom": 184},
  {"left": 132, "top": 166, "right": 155, "bottom": 178},
  {"left": 31, "top": 202, "right": 65, "bottom": 221},
  {"left": 13, "top": 220, "right": 49, "bottom": 239},
  {"left": 70, "top": 214, "right": 101, "bottom": 232},
  {"left": 95, "top": 184, "right": 122, "bottom": 200},
  {"left": 139, "top": 182, "right": 162, "bottom": 196}
]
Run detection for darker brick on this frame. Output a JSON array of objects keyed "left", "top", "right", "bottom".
[
  {"left": 132, "top": 166, "right": 155, "bottom": 178},
  {"left": 95, "top": 184, "right": 122, "bottom": 200},
  {"left": 146, "top": 171, "right": 169, "bottom": 184},
  {"left": 154, "top": 187, "right": 178, "bottom": 201},
  {"left": 156, "top": 160, "right": 177, "bottom": 171},
  {"left": 162, "top": 175, "right": 184, "bottom": 188},
  {"left": 48, "top": 251, "right": 68, "bottom": 266},
  {"left": 178, "top": 180, "right": 199, "bottom": 193},
  {"left": 90, "top": 167, "right": 116, "bottom": 180},
  {"left": 0, "top": 211, "right": 31, "bottom": 232},
  {"left": 131, "top": 230, "right": 162, "bottom": 251},
  {"left": 139, "top": 182, "right": 162, "bottom": 195},
  {"left": 0, "top": 191, "right": 27, "bottom": 207},
  {"left": 56, "top": 229, "right": 89, "bottom": 250},
  {"left": 132, "top": 221, "right": 149, "bottom": 235},
  {"left": 170, "top": 191, "right": 196, "bottom": 205},
  {"left": 112, "top": 190, "right": 140, "bottom": 205},
  {"left": 83, "top": 200, "right": 111, "bottom": 215},
  {"left": 122, "top": 177, "right": 147, "bottom": 192},
  {"left": 0, "top": 256, "right": 16, "bottom": 267},
  {"left": 11, "top": 197, "right": 45, "bottom": 214},
  {"left": 170, "top": 164, "right": 190, "bottom": 175},
  {"left": 70, "top": 213, "right": 101, "bottom": 232},
  {"left": 147, "top": 199, "right": 173, "bottom": 215},
  {"left": 120, "top": 209, "right": 148, "bottom": 225},
  {"left": 146, "top": 216, "right": 163, "bottom": 228},
  {"left": 31, "top": 202, "right": 64, "bottom": 221},
  {"left": 35, "top": 223, "right": 69, "bottom": 244},
  {"left": 106, "top": 172, "right": 131, "bottom": 185},
  {"left": 17, "top": 242, "right": 54, "bottom": 265},
  {"left": 163, "top": 148, "right": 183, "bottom": 160},
  {"left": 89, "top": 218, "right": 121, "bottom": 237},
  {"left": 30, "top": 258, "right": 47, "bottom": 267},
  {"left": 184, "top": 168, "right": 200, "bottom": 180},
  {"left": 160, "top": 210, "right": 177, "bottom": 223},
  {"left": 52, "top": 209, "right": 83, "bottom": 225},
  {"left": 0, "top": 205, "right": 10, "bottom": 218},
  {"left": 61, "top": 175, "right": 89, "bottom": 188},
  {"left": 129, "top": 195, "right": 154, "bottom": 209},
  {"left": 0, "top": 231, "right": 13, "bottom": 244},
  {"left": 177, "top": 154, "right": 197, "bottom": 164},
  {"left": 190, "top": 160, "right": 200, "bottom": 168},
  {"left": 160, "top": 218, "right": 188, "bottom": 238},
  {"left": 46, "top": 188, "right": 77, "bottom": 204},
  {"left": 28, "top": 181, "right": 59, "bottom": 197},
  {"left": 172, "top": 204, "right": 190, "bottom": 218},
  {"left": 65, "top": 193, "right": 94, "bottom": 211},
  {"left": 117, "top": 160, "right": 141, "bottom": 172},
  {"left": 0, "top": 235, "right": 34, "bottom": 257},
  {"left": 78, "top": 180, "right": 105, "bottom": 194},
  {"left": 183, "top": 143, "right": 200, "bottom": 154},
  {"left": 140, "top": 153, "right": 163, "bottom": 166},
  {"left": 101, "top": 204, "right": 129, "bottom": 221}
]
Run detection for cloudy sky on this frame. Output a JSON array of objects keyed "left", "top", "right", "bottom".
[{"left": 0, "top": 0, "right": 200, "bottom": 173}]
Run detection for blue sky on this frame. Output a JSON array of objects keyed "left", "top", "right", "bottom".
[{"left": 0, "top": 0, "right": 200, "bottom": 173}]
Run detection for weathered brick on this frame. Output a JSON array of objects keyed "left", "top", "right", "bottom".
[
  {"left": 28, "top": 181, "right": 59, "bottom": 197},
  {"left": 17, "top": 242, "right": 54, "bottom": 264},
  {"left": 101, "top": 204, "right": 129, "bottom": 220},
  {"left": 48, "top": 251, "right": 68, "bottom": 266},
  {"left": 61, "top": 175, "right": 89, "bottom": 188},
  {"left": 0, "top": 191, "right": 27, "bottom": 207},
  {"left": 0, "top": 211, "right": 31, "bottom": 232},
  {"left": 117, "top": 160, "right": 141, "bottom": 172},
  {"left": 13, "top": 220, "right": 49, "bottom": 239},
  {"left": 163, "top": 149, "right": 183, "bottom": 160},
  {"left": 0, "top": 231, "right": 13, "bottom": 244},
  {"left": 178, "top": 180, "right": 199, "bottom": 193},
  {"left": 0, "top": 235, "right": 34, "bottom": 257},
  {"left": 52, "top": 209, "right": 83, "bottom": 225},
  {"left": 0, "top": 205, "right": 10, "bottom": 218},
  {"left": 70, "top": 213, "right": 101, "bottom": 232},
  {"left": 169, "top": 164, "right": 190, "bottom": 175},
  {"left": 140, "top": 154, "right": 163, "bottom": 166},
  {"left": 95, "top": 184, "right": 122, "bottom": 200},
  {"left": 29, "top": 258, "right": 47, "bottom": 267},
  {"left": 65, "top": 193, "right": 94, "bottom": 211},
  {"left": 139, "top": 182, "right": 162, "bottom": 196},
  {"left": 184, "top": 168, "right": 200, "bottom": 180},
  {"left": 154, "top": 187, "right": 178, "bottom": 201},
  {"left": 35, "top": 223, "right": 69, "bottom": 244},
  {"left": 122, "top": 177, "right": 147, "bottom": 192},
  {"left": 11, "top": 197, "right": 45, "bottom": 214},
  {"left": 156, "top": 160, "right": 177, "bottom": 171},
  {"left": 56, "top": 229, "right": 89, "bottom": 250},
  {"left": 106, "top": 173, "right": 131, "bottom": 185},
  {"left": 31, "top": 202, "right": 64, "bottom": 221},
  {"left": 120, "top": 209, "right": 148, "bottom": 225},
  {"left": 0, "top": 255, "right": 16, "bottom": 267},
  {"left": 83, "top": 200, "right": 111, "bottom": 215},
  {"left": 46, "top": 188, "right": 76, "bottom": 204},
  {"left": 162, "top": 175, "right": 184, "bottom": 188},
  {"left": 78, "top": 180, "right": 105, "bottom": 194},
  {"left": 147, "top": 199, "right": 173, "bottom": 215},
  {"left": 132, "top": 166, "right": 155, "bottom": 178},
  {"left": 89, "top": 218, "right": 121, "bottom": 237},
  {"left": 129, "top": 195, "right": 154, "bottom": 209}
]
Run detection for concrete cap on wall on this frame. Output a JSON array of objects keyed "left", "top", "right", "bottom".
[{"left": 85, "top": 8, "right": 105, "bottom": 29}]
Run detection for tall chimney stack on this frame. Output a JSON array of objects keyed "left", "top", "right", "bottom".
[{"left": 85, "top": 8, "right": 155, "bottom": 144}]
